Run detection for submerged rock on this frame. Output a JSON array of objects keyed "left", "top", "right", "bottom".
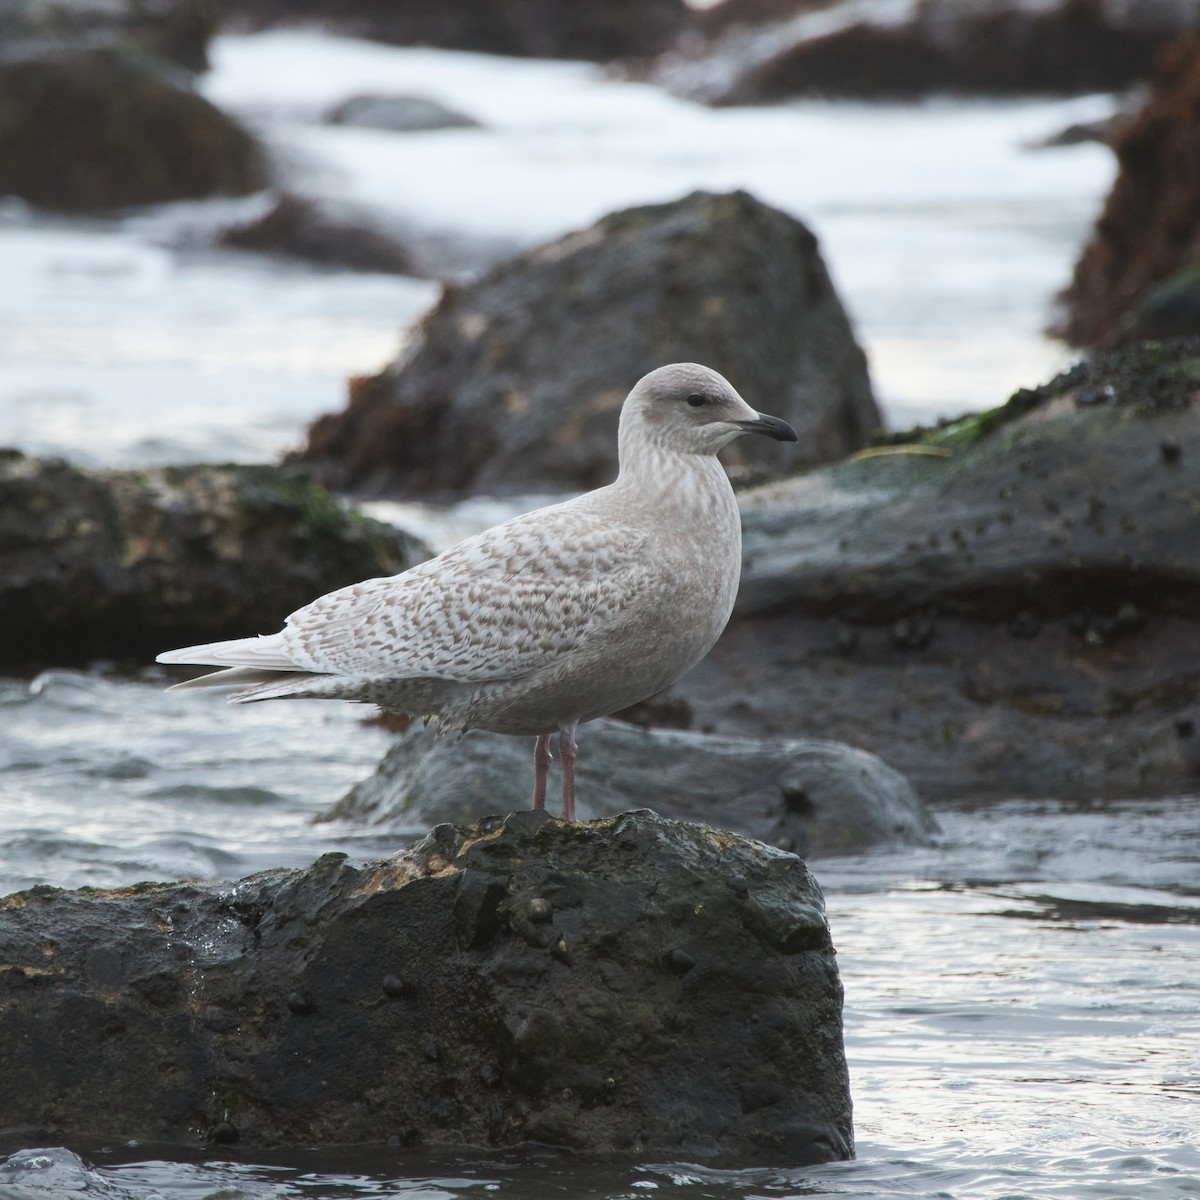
[
  {"left": 1057, "top": 34, "right": 1200, "bottom": 348},
  {"left": 297, "top": 189, "right": 879, "bottom": 498},
  {"left": 324, "top": 93, "right": 483, "bottom": 132},
  {"left": 0, "top": 811, "right": 853, "bottom": 1164},
  {"left": 660, "top": 343, "right": 1200, "bottom": 799},
  {"left": 0, "top": 47, "right": 265, "bottom": 212},
  {"left": 323, "top": 720, "right": 938, "bottom": 857},
  {"left": 0, "top": 453, "right": 428, "bottom": 668},
  {"left": 218, "top": 192, "right": 425, "bottom": 276}
]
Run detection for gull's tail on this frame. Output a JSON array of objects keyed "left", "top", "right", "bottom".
[{"left": 156, "top": 634, "right": 321, "bottom": 701}]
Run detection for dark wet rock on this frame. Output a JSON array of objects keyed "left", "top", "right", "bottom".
[
  {"left": 325, "top": 93, "right": 482, "bottom": 132},
  {"left": 1119, "top": 267, "right": 1200, "bottom": 344},
  {"left": 296, "top": 189, "right": 879, "bottom": 498},
  {"left": 0, "top": 453, "right": 428, "bottom": 669},
  {"left": 658, "top": 0, "right": 1196, "bottom": 104},
  {"left": 1058, "top": 36, "right": 1200, "bottom": 348},
  {"left": 651, "top": 342, "right": 1200, "bottom": 800},
  {"left": 0, "top": 47, "right": 265, "bottom": 212},
  {"left": 1026, "top": 104, "right": 1135, "bottom": 150},
  {"left": 218, "top": 192, "right": 424, "bottom": 276},
  {"left": 210, "top": 0, "right": 690, "bottom": 62},
  {"left": 322, "top": 720, "right": 938, "bottom": 858},
  {"left": 0, "top": 0, "right": 215, "bottom": 73},
  {"left": 0, "top": 810, "right": 853, "bottom": 1164}
]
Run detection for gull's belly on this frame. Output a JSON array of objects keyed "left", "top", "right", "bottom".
[{"left": 476, "top": 553, "right": 739, "bottom": 736}]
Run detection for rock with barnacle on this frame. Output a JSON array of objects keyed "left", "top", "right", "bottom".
[
  {"left": 661, "top": 340, "right": 1200, "bottom": 801},
  {"left": 0, "top": 810, "right": 853, "bottom": 1163}
]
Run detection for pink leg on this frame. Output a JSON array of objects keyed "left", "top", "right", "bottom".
[
  {"left": 559, "top": 726, "right": 578, "bottom": 822},
  {"left": 532, "top": 733, "right": 552, "bottom": 811}
]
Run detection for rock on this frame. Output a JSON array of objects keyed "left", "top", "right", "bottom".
[
  {"left": 296, "top": 190, "right": 879, "bottom": 498},
  {"left": 1027, "top": 106, "right": 1137, "bottom": 151},
  {"left": 0, "top": 0, "right": 215, "bottom": 73},
  {"left": 0, "top": 810, "right": 853, "bottom": 1163},
  {"left": 218, "top": 192, "right": 425, "bottom": 275},
  {"left": 325, "top": 93, "right": 482, "bottom": 132},
  {"left": 209, "top": 0, "right": 691, "bottom": 61},
  {"left": 1056, "top": 34, "right": 1200, "bottom": 349},
  {"left": 323, "top": 720, "right": 938, "bottom": 857},
  {"left": 658, "top": 0, "right": 1197, "bottom": 104},
  {"left": 695, "top": 0, "right": 827, "bottom": 39},
  {"left": 1120, "top": 266, "right": 1200, "bottom": 343},
  {"left": 0, "top": 47, "right": 265, "bottom": 212},
  {"left": 654, "top": 342, "right": 1200, "bottom": 800},
  {"left": 0, "top": 453, "right": 429, "bottom": 669}
]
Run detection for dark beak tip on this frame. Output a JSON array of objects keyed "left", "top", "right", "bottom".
[{"left": 741, "top": 415, "right": 799, "bottom": 443}]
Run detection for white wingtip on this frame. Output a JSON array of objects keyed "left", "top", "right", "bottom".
[{"left": 155, "top": 634, "right": 297, "bottom": 670}]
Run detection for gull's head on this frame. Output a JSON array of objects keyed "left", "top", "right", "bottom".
[{"left": 620, "top": 363, "right": 798, "bottom": 457}]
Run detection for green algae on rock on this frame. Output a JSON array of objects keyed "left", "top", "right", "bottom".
[
  {"left": 660, "top": 340, "right": 1200, "bottom": 800},
  {"left": 0, "top": 454, "right": 428, "bottom": 669}
]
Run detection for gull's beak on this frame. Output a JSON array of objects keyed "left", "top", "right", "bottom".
[{"left": 736, "top": 413, "right": 799, "bottom": 443}]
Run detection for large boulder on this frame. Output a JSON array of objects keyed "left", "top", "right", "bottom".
[
  {"left": 0, "top": 453, "right": 428, "bottom": 669},
  {"left": 1056, "top": 34, "right": 1200, "bottom": 349},
  {"left": 0, "top": 810, "right": 853, "bottom": 1164},
  {"left": 297, "top": 190, "right": 880, "bottom": 498},
  {"left": 323, "top": 720, "right": 939, "bottom": 857},
  {"left": 209, "top": 0, "right": 690, "bottom": 61},
  {"left": 0, "top": 47, "right": 265, "bottom": 212},
  {"left": 657, "top": 0, "right": 1198, "bottom": 104},
  {"left": 658, "top": 342, "right": 1200, "bottom": 800}
]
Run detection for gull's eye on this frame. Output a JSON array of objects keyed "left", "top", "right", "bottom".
[{"left": 686, "top": 393, "right": 706, "bottom": 408}]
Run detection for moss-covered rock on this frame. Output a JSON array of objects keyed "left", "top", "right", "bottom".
[
  {"left": 0, "top": 453, "right": 428, "bottom": 668},
  {"left": 657, "top": 341, "right": 1200, "bottom": 800}
]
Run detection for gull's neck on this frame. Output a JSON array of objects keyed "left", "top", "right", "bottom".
[{"left": 610, "top": 422, "right": 735, "bottom": 515}]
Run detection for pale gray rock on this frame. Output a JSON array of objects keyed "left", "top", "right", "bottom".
[
  {"left": 325, "top": 93, "right": 482, "bottom": 131},
  {"left": 322, "top": 720, "right": 939, "bottom": 858}
]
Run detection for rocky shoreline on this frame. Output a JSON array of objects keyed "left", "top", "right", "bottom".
[{"left": 5, "top": 0, "right": 1200, "bottom": 1165}]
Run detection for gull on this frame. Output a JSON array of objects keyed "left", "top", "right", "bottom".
[{"left": 157, "top": 363, "right": 798, "bottom": 821}]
